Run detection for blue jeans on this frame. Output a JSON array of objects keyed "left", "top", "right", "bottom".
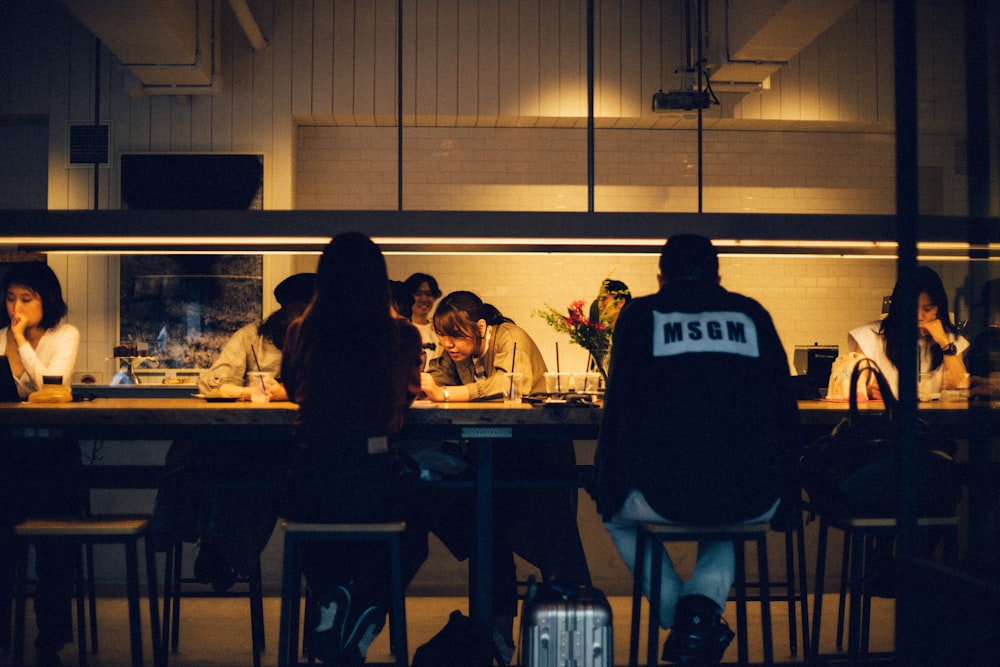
[{"left": 604, "top": 489, "right": 778, "bottom": 628}]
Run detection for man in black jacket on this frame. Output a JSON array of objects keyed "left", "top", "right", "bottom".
[{"left": 592, "top": 234, "right": 800, "bottom": 664}]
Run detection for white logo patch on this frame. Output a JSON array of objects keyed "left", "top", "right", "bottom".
[{"left": 652, "top": 310, "right": 760, "bottom": 358}]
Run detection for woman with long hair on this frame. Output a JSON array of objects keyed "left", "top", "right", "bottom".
[
  {"left": 279, "top": 233, "right": 427, "bottom": 665},
  {"left": 849, "top": 266, "right": 969, "bottom": 400},
  {"left": 846, "top": 265, "right": 968, "bottom": 597}
]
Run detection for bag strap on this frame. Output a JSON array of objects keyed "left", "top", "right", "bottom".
[{"left": 848, "top": 357, "right": 897, "bottom": 415}]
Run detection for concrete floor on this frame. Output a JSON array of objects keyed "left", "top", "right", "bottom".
[{"left": 5, "top": 593, "right": 896, "bottom": 666}]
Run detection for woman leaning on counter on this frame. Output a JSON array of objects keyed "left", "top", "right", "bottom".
[
  {"left": 1, "top": 261, "right": 84, "bottom": 667},
  {"left": 419, "top": 291, "right": 592, "bottom": 661},
  {"left": 2, "top": 262, "right": 79, "bottom": 397}
]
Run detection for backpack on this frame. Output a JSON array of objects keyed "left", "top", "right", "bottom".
[{"left": 412, "top": 609, "right": 497, "bottom": 667}]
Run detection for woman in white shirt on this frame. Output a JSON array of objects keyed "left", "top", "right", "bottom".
[
  {"left": 848, "top": 266, "right": 968, "bottom": 400},
  {"left": 2, "top": 262, "right": 79, "bottom": 398},
  {"left": 1, "top": 261, "right": 82, "bottom": 667}
]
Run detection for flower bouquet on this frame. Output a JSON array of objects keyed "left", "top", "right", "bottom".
[{"left": 535, "top": 282, "right": 629, "bottom": 382}]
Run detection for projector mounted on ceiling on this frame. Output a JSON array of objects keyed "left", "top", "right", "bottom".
[{"left": 652, "top": 89, "right": 713, "bottom": 112}]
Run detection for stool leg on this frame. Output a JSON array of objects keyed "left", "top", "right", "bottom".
[
  {"left": 250, "top": 557, "right": 264, "bottom": 667},
  {"left": 170, "top": 543, "right": 182, "bottom": 653},
  {"left": 85, "top": 543, "right": 98, "bottom": 653},
  {"left": 125, "top": 539, "right": 145, "bottom": 667},
  {"left": 0, "top": 564, "right": 10, "bottom": 658},
  {"left": 860, "top": 534, "right": 875, "bottom": 657},
  {"left": 647, "top": 531, "right": 663, "bottom": 667},
  {"left": 836, "top": 528, "right": 850, "bottom": 649},
  {"left": 278, "top": 535, "right": 301, "bottom": 667},
  {"left": 75, "top": 546, "right": 88, "bottom": 667},
  {"left": 12, "top": 542, "right": 28, "bottom": 667},
  {"left": 144, "top": 535, "right": 164, "bottom": 667},
  {"left": 784, "top": 530, "right": 798, "bottom": 655},
  {"left": 810, "top": 517, "right": 829, "bottom": 663},
  {"left": 628, "top": 528, "right": 646, "bottom": 667},
  {"left": 387, "top": 534, "right": 408, "bottom": 667},
  {"left": 734, "top": 541, "right": 749, "bottom": 666},
  {"left": 160, "top": 541, "right": 174, "bottom": 657},
  {"left": 303, "top": 587, "right": 317, "bottom": 663},
  {"left": 756, "top": 535, "right": 773, "bottom": 666},
  {"left": 795, "top": 519, "right": 811, "bottom": 659},
  {"left": 846, "top": 527, "right": 866, "bottom": 665}
]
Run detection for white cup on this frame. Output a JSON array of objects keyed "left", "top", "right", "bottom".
[
  {"left": 502, "top": 372, "right": 524, "bottom": 404},
  {"left": 543, "top": 372, "right": 572, "bottom": 394},
  {"left": 572, "top": 372, "right": 602, "bottom": 394},
  {"left": 247, "top": 371, "right": 271, "bottom": 403}
]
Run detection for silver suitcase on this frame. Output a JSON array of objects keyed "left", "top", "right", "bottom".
[{"left": 519, "top": 580, "right": 613, "bottom": 667}]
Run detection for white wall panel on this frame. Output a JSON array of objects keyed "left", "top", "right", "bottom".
[
  {"left": 331, "top": 0, "right": 356, "bottom": 123},
  {"left": 372, "top": 0, "right": 399, "bottom": 125},
  {"left": 0, "top": 0, "right": 972, "bottom": 212}
]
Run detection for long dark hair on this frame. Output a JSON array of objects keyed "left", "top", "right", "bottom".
[
  {"left": 0, "top": 261, "right": 68, "bottom": 329},
  {"left": 880, "top": 266, "right": 958, "bottom": 371},
  {"left": 288, "top": 233, "right": 397, "bottom": 425},
  {"left": 432, "top": 290, "right": 512, "bottom": 348}
]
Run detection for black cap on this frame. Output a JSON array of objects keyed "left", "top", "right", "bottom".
[
  {"left": 273, "top": 273, "right": 315, "bottom": 306},
  {"left": 659, "top": 234, "right": 719, "bottom": 283}
]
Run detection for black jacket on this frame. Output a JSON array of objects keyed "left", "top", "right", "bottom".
[{"left": 593, "top": 280, "right": 800, "bottom": 524}]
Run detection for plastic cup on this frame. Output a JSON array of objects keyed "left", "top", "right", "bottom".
[
  {"left": 544, "top": 372, "right": 572, "bottom": 394},
  {"left": 572, "top": 372, "right": 602, "bottom": 394},
  {"left": 247, "top": 371, "right": 271, "bottom": 403},
  {"left": 502, "top": 372, "right": 524, "bottom": 404},
  {"left": 917, "top": 373, "right": 934, "bottom": 402},
  {"left": 943, "top": 372, "right": 970, "bottom": 401}
]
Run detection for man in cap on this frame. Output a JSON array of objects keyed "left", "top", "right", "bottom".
[{"left": 592, "top": 235, "right": 799, "bottom": 664}]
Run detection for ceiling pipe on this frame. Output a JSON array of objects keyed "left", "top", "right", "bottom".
[{"left": 227, "top": 0, "right": 268, "bottom": 51}]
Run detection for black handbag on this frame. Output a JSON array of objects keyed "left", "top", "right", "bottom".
[
  {"left": 800, "top": 357, "right": 961, "bottom": 518},
  {"left": 411, "top": 609, "right": 497, "bottom": 667}
]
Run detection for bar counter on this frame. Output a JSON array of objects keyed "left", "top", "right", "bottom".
[
  {"left": 3, "top": 396, "right": 994, "bottom": 441},
  {"left": 2, "top": 397, "right": 995, "bottom": 625}
]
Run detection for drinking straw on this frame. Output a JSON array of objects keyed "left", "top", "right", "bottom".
[
  {"left": 555, "top": 342, "right": 561, "bottom": 392},
  {"left": 250, "top": 345, "right": 262, "bottom": 371},
  {"left": 509, "top": 342, "right": 517, "bottom": 398}
]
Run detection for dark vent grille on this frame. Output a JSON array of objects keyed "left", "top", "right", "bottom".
[{"left": 68, "top": 123, "right": 110, "bottom": 166}]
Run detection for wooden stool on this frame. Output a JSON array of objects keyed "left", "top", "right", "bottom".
[
  {"left": 628, "top": 521, "right": 774, "bottom": 667},
  {"left": 277, "top": 521, "right": 408, "bottom": 667},
  {"left": 810, "top": 514, "right": 960, "bottom": 664},
  {"left": 161, "top": 541, "right": 265, "bottom": 667},
  {"left": 12, "top": 515, "right": 162, "bottom": 667}
]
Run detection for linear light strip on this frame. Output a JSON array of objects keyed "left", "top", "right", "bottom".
[{"left": 6, "top": 235, "right": 999, "bottom": 258}]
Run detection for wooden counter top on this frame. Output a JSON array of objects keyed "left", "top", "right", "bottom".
[{"left": 1, "top": 396, "right": 993, "bottom": 442}]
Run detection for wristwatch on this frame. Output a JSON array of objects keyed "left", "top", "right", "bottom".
[{"left": 940, "top": 342, "right": 957, "bottom": 355}]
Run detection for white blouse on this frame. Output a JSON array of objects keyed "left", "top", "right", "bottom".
[
  {"left": 2, "top": 322, "right": 80, "bottom": 398},
  {"left": 847, "top": 320, "right": 968, "bottom": 399}
]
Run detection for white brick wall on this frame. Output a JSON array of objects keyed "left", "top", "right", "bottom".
[
  {"left": 385, "top": 253, "right": 906, "bottom": 376},
  {"left": 297, "top": 126, "right": 905, "bottom": 214}
]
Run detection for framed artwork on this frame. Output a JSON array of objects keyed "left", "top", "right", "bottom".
[{"left": 119, "top": 255, "right": 263, "bottom": 369}]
